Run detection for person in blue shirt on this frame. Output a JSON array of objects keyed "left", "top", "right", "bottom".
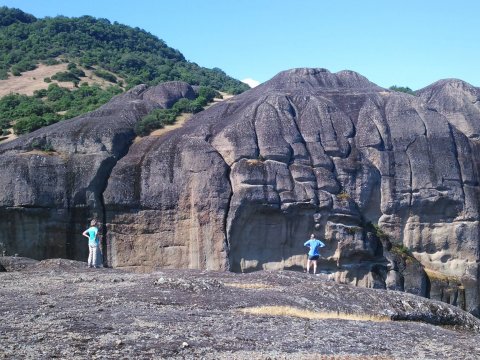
[
  {"left": 82, "top": 219, "right": 100, "bottom": 268},
  {"left": 304, "top": 234, "right": 326, "bottom": 274}
]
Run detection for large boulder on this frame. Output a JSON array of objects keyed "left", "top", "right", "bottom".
[
  {"left": 104, "top": 69, "right": 480, "bottom": 316},
  {"left": 0, "top": 81, "right": 196, "bottom": 261}
]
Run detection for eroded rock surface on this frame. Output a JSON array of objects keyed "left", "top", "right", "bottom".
[
  {"left": 0, "top": 81, "right": 196, "bottom": 262},
  {"left": 2, "top": 69, "right": 480, "bottom": 316},
  {"left": 104, "top": 69, "right": 480, "bottom": 315},
  {"left": 1, "top": 265, "right": 479, "bottom": 359}
]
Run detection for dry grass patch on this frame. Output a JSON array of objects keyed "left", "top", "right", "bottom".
[
  {"left": 239, "top": 306, "right": 390, "bottom": 322},
  {"left": 224, "top": 282, "right": 274, "bottom": 290},
  {"left": 0, "top": 128, "right": 17, "bottom": 144},
  {"left": 0, "top": 63, "right": 124, "bottom": 98}
]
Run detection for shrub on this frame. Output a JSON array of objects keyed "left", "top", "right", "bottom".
[
  {"left": 197, "top": 86, "right": 218, "bottom": 102},
  {"left": 135, "top": 108, "right": 179, "bottom": 136},
  {"left": 172, "top": 98, "right": 203, "bottom": 114},
  {"left": 13, "top": 115, "right": 46, "bottom": 134},
  {"left": 193, "top": 96, "right": 208, "bottom": 108},
  {"left": 93, "top": 69, "right": 117, "bottom": 83},
  {"left": 44, "top": 77, "right": 51, "bottom": 83},
  {"left": 51, "top": 71, "right": 80, "bottom": 83},
  {"left": 69, "top": 67, "right": 86, "bottom": 78},
  {"left": 0, "top": 83, "right": 122, "bottom": 135},
  {"left": 392, "top": 244, "right": 411, "bottom": 256},
  {"left": 33, "top": 89, "right": 47, "bottom": 98},
  {"left": 345, "top": 226, "right": 361, "bottom": 235},
  {"left": 0, "top": 68, "right": 8, "bottom": 80},
  {"left": 30, "top": 138, "right": 54, "bottom": 152},
  {"left": 389, "top": 85, "right": 416, "bottom": 96},
  {"left": 42, "top": 59, "right": 60, "bottom": 66},
  {"left": 11, "top": 60, "right": 37, "bottom": 75}
]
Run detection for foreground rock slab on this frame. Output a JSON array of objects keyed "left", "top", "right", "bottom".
[{"left": 0, "top": 259, "right": 479, "bottom": 359}]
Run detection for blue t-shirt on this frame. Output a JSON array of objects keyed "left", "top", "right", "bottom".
[
  {"left": 304, "top": 239, "right": 325, "bottom": 256},
  {"left": 86, "top": 226, "right": 99, "bottom": 246}
]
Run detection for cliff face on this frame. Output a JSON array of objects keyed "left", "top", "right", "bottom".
[
  {"left": 0, "top": 81, "right": 196, "bottom": 262},
  {"left": 1, "top": 69, "right": 479, "bottom": 316},
  {"left": 104, "top": 69, "right": 480, "bottom": 315}
]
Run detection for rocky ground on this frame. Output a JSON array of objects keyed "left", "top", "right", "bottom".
[{"left": 1, "top": 257, "right": 479, "bottom": 359}]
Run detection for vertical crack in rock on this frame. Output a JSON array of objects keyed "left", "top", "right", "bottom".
[
  {"left": 207, "top": 137, "right": 235, "bottom": 267},
  {"left": 222, "top": 162, "right": 233, "bottom": 267},
  {"left": 416, "top": 108, "right": 428, "bottom": 139},
  {"left": 285, "top": 96, "right": 308, "bottom": 151},
  {"left": 404, "top": 136, "right": 418, "bottom": 208},
  {"left": 251, "top": 97, "right": 269, "bottom": 157},
  {"left": 447, "top": 123, "right": 466, "bottom": 204},
  {"left": 88, "top": 132, "right": 136, "bottom": 263}
]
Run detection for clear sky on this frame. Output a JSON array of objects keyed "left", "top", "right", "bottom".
[{"left": 1, "top": 0, "right": 479, "bottom": 89}]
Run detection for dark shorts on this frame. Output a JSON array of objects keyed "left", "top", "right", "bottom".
[{"left": 308, "top": 255, "right": 319, "bottom": 260}]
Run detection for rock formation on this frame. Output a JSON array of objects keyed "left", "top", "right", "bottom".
[
  {"left": 1, "top": 69, "right": 479, "bottom": 316},
  {"left": 2, "top": 264, "right": 479, "bottom": 358},
  {"left": 0, "top": 81, "right": 196, "bottom": 261}
]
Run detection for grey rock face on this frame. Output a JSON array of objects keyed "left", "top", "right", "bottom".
[
  {"left": 103, "top": 69, "right": 480, "bottom": 316},
  {"left": 2, "top": 69, "right": 480, "bottom": 316},
  {"left": 0, "top": 81, "right": 196, "bottom": 262}
]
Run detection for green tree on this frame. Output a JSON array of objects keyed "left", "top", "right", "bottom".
[{"left": 389, "top": 85, "right": 416, "bottom": 95}]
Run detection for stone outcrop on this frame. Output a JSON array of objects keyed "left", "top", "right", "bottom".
[
  {"left": 2, "top": 266, "right": 480, "bottom": 358},
  {"left": 104, "top": 69, "right": 480, "bottom": 316},
  {"left": 0, "top": 81, "right": 196, "bottom": 261},
  {"left": 1, "top": 69, "right": 479, "bottom": 316}
]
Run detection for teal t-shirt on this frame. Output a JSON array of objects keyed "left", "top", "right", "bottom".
[
  {"left": 86, "top": 226, "right": 99, "bottom": 246},
  {"left": 304, "top": 239, "right": 325, "bottom": 256}
]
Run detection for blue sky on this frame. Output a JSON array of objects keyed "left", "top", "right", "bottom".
[{"left": 1, "top": 0, "right": 479, "bottom": 89}]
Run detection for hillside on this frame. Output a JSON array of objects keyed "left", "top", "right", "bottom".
[{"left": 0, "top": 6, "right": 249, "bottom": 136}]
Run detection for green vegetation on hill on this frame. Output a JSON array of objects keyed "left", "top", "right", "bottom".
[
  {"left": 0, "top": 7, "right": 249, "bottom": 93},
  {"left": 0, "top": 83, "right": 122, "bottom": 134},
  {"left": 135, "top": 86, "right": 219, "bottom": 136},
  {"left": 0, "top": 7, "right": 249, "bottom": 136}
]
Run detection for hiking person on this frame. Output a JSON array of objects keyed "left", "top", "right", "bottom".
[
  {"left": 82, "top": 219, "right": 100, "bottom": 268},
  {"left": 304, "top": 234, "right": 325, "bottom": 274}
]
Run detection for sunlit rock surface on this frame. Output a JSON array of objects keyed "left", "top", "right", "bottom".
[{"left": 1, "top": 69, "right": 479, "bottom": 316}]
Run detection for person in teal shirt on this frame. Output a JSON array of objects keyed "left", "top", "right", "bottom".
[
  {"left": 82, "top": 219, "right": 100, "bottom": 268},
  {"left": 304, "top": 234, "right": 325, "bottom": 274}
]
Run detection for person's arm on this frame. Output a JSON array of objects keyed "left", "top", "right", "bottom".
[
  {"left": 304, "top": 240, "right": 310, "bottom": 247},
  {"left": 319, "top": 240, "right": 326, "bottom": 247},
  {"left": 82, "top": 229, "right": 89, "bottom": 238}
]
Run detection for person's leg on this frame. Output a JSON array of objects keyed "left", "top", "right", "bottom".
[
  {"left": 92, "top": 246, "right": 98, "bottom": 268},
  {"left": 313, "top": 259, "right": 317, "bottom": 274},
  {"left": 88, "top": 246, "right": 93, "bottom": 267},
  {"left": 306, "top": 259, "right": 311, "bottom": 273}
]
